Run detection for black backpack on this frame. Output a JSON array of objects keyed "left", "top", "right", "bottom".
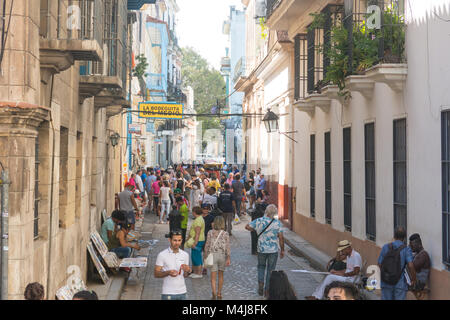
[{"left": 380, "top": 243, "right": 406, "bottom": 285}]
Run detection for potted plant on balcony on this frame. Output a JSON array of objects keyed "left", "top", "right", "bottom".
[
  {"left": 133, "top": 54, "right": 149, "bottom": 100},
  {"left": 379, "top": 7, "right": 405, "bottom": 63}
]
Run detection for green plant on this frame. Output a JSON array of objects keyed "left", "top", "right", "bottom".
[
  {"left": 324, "top": 25, "right": 350, "bottom": 98},
  {"left": 308, "top": 13, "right": 326, "bottom": 31},
  {"left": 259, "top": 17, "right": 268, "bottom": 40},
  {"left": 133, "top": 54, "right": 149, "bottom": 99},
  {"left": 380, "top": 7, "right": 405, "bottom": 62},
  {"left": 353, "top": 22, "right": 379, "bottom": 73}
]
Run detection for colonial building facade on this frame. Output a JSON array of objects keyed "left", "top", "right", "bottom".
[
  {"left": 0, "top": 0, "right": 149, "bottom": 299},
  {"left": 239, "top": 0, "right": 450, "bottom": 299}
]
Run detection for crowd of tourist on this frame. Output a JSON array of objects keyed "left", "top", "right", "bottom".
[{"left": 23, "top": 162, "right": 432, "bottom": 301}]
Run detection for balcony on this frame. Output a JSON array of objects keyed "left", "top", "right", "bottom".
[
  {"left": 78, "top": 1, "right": 130, "bottom": 108},
  {"left": 265, "top": 0, "right": 316, "bottom": 30},
  {"left": 266, "top": 0, "right": 284, "bottom": 20},
  {"left": 293, "top": 1, "right": 407, "bottom": 111},
  {"left": 167, "top": 81, "right": 187, "bottom": 103},
  {"left": 39, "top": 0, "right": 103, "bottom": 76},
  {"left": 127, "top": 0, "right": 156, "bottom": 10}
]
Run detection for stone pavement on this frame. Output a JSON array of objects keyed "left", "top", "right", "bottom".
[{"left": 120, "top": 210, "right": 326, "bottom": 300}]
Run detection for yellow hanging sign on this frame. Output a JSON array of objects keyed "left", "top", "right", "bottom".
[{"left": 138, "top": 102, "right": 183, "bottom": 119}]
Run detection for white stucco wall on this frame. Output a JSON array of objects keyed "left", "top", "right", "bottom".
[{"left": 292, "top": 0, "right": 450, "bottom": 271}]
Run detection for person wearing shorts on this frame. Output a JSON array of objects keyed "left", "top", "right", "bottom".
[
  {"left": 187, "top": 207, "right": 205, "bottom": 279},
  {"left": 204, "top": 215, "right": 230, "bottom": 300}
]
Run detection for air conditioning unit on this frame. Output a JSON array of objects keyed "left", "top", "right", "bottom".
[{"left": 255, "top": 0, "right": 266, "bottom": 18}]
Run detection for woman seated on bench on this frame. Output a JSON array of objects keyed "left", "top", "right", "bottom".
[{"left": 107, "top": 223, "right": 141, "bottom": 259}]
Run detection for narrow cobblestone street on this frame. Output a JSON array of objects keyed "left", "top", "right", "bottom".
[{"left": 120, "top": 209, "right": 324, "bottom": 300}]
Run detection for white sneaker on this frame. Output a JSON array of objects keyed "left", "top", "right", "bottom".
[{"left": 189, "top": 273, "right": 203, "bottom": 279}]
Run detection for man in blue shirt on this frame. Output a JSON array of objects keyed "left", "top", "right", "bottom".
[
  {"left": 245, "top": 204, "right": 284, "bottom": 298},
  {"left": 256, "top": 174, "right": 266, "bottom": 200},
  {"left": 378, "top": 227, "right": 417, "bottom": 300}
]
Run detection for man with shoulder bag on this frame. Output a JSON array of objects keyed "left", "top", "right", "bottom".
[{"left": 245, "top": 204, "right": 284, "bottom": 297}]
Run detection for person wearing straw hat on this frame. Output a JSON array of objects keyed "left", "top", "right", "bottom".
[{"left": 306, "top": 240, "right": 362, "bottom": 300}]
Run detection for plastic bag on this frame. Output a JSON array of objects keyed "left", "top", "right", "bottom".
[{"left": 233, "top": 214, "right": 241, "bottom": 225}]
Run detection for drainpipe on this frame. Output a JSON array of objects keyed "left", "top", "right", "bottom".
[
  {"left": 0, "top": 164, "right": 9, "bottom": 300},
  {"left": 46, "top": 73, "right": 56, "bottom": 299}
]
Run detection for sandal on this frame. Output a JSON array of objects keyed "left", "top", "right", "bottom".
[
  {"left": 211, "top": 294, "right": 216, "bottom": 300},
  {"left": 217, "top": 295, "right": 222, "bottom": 300}
]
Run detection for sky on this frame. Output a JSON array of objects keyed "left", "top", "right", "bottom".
[{"left": 176, "top": 0, "right": 244, "bottom": 70}]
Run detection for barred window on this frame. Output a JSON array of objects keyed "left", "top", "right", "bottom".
[
  {"left": 325, "top": 132, "right": 332, "bottom": 225},
  {"left": 34, "top": 137, "right": 40, "bottom": 239},
  {"left": 365, "top": 123, "right": 376, "bottom": 241},
  {"left": 393, "top": 119, "right": 407, "bottom": 232},
  {"left": 441, "top": 111, "right": 450, "bottom": 267},
  {"left": 294, "top": 34, "right": 308, "bottom": 100},
  {"left": 310, "top": 134, "right": 316, "bottom": 218},
  {"left": 343, "top": 127, "right": 352, "bottom": 231}
]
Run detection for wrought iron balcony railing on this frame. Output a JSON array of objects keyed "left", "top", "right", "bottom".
[{"left": 266, "top": 0, "right": 283, "bottom": 19}]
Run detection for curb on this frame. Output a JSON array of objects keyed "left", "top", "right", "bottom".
[
  {"left": 106, "top": 273, "right": 128, "bottom": 300},
  {"left": 282, "top": 227, "right": 380, "bottom": 300}
]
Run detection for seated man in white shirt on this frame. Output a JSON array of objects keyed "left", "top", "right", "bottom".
[
  {"left": 154, "top": 230, "right": 192, "bottom": 300},
  {"left": 306, "top": 240, "right": 362, "bottom": 300}
]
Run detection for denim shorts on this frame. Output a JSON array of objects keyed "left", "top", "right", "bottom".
[
  {"left": 191, "top": 241, "right": 205, "bottom": 266},
  {"left": 126, "top": 210, "right": 136, "bottom": 225},
  {"left": 161, "top": 293, "right": 186, "bottom": 300}
]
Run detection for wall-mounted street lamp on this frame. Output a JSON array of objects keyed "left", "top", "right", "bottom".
[
  {"left": 110, "top": 132, "right": 121, "bottom": 147},
  {"left": 262, "top": 108, "right": 298, "bottom": 143},
  {"left": 262, "top": 108, "right": 279, "bottom": 133}
]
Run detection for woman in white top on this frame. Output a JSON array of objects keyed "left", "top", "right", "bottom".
[
  {"left": 159, "top": 180, "right": 172, "bottom": 224},
  {"left": 192, "top": 179, "right": 203, "bottom": 208}
]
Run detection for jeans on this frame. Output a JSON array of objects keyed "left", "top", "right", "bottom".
[
  {"left": 161, "top": 293, "right": 186, "bottom": 300},
  {"left": 223, "top": 212, "right": 233, "bottom": 235},
  {"left": 160, "top": 200, "right": 171, "bottom": 222},
  {"left": 235, "top": 198, "right": 242, "bottom": 215},
  {"left": 381, "top": 287, "right": 407, "bottom": 300},
  {"left": 125, "top": 210, "right": 135, "bottom": 225},
  {"left": 257, "top": 252, "right": 278, "bottom": 291},
  {"left": 110, "top": 247, "right": 132, "bottom": 259},
  {"left": 256, "top": 190, "right": 263, "bottom": 200}
]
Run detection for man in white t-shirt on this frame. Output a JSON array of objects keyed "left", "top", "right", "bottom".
[
  {"left": 154, "top": 230, "right": 191, "bottom": 300},
  {"left": 306, "top": 240, "right": 362, "bottom": 300}
]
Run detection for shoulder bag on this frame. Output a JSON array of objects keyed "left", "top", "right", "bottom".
[
  {"left": 205, "top": 231, "right": 224, "bottom": 268},
  {"left": 256, "top": 219, "right": 275, "bottom": 240}
]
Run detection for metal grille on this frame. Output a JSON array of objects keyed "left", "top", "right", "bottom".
[
  {"left": 325, "top": 132, "right": 332, "bottom": 225},
  {"left": 442, "top": 111, "right": 450, "bottom": 267},
  {"left": 310, "top": 134, "right": 316, "bottom": 218},
  {"left": 40, "top": 0, "right": 103, "bottom": 44},
  {"left": 266, "top": 0, "right": 283, "bottom": 19},
  {"left": 79, "top": 0, "right": 129, "bottom": 90},
  {"left": 307, "top": 28, "right": 315, "bottom": 93},
  {"left": 394, "top": 118, "right": 407, "bottom": 232},
  {"left": 323, "top": 5, "right": 344, "bottom": 78},
  {"left": 294, "top": 34, "right": 308, "bottom": 100},
  {"left": 34, "top": 138, "right": 40, "bottom": 239},
  {"left": 345, "top": 0, "right": 406, "bottom": 70},
  {"left": 365, "top": 123, "right": 376, "bottom": 241},
  {"left": 343, "top": 127, "right": 352, "bottom": 231}
]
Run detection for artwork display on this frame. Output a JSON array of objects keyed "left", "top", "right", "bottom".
[
  {"left": 55, "top": 277, "right": 87, "bottom": 300},
  {"left": 119, "top": 257, "right": 148, "bottom": 268},
  {"left": 87, "top": 241, "right": 109, "bottom": 284}
]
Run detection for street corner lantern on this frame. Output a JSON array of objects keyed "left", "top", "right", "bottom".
[
  {"left": 110, "top": 132, "right": 121, "bottom": 147},
  {"left": 262, "top": 109, "right": 279, "bottom": 133}
]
